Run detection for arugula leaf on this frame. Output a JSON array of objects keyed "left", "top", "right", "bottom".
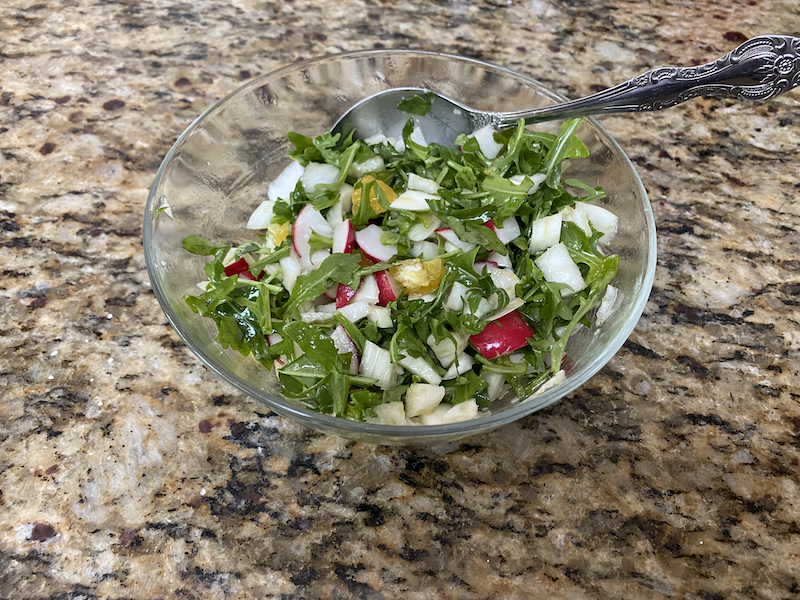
[
  {"left": 351, "top": 179, "right": 382, "bottom": 227},
  {"left": 396, "top": 92, "right": 434, "bottom": 116},
  {"left": 564, "top": 179, "right": 605, "bottom": 202},
  {"left": 282, "top": 321, "right": 343, "bottom": 372},
  {"left": 446, "top": 371, "right": 487, "bottom": 406},
  {"left": 542, "top": 118, "right": 588, "bottom": 189},
  {"left": 282, "top": 253, "right": 361, "bottom": 315},
  {"left": 182, "top": 235, "right": 229, "bottom": 256},
  {"left": 402, "top": 119, "right": 428, "bottom": 160},
  {"left": 308, "top": 231, "right": 333, "bottom": 255},
  {"left": 317, "top": 371, "right": 350, "bottom": 417},
  {"left": 347, "top": 389, "right": 382, "bottom": 421}
]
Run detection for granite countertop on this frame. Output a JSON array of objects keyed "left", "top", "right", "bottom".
[{"left": 1, "top": 1, "right": 799, "bottom": 598}]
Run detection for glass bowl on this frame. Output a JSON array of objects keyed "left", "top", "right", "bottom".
[{"left": 143, "top": 50, "right": 656, "bottom": 445}]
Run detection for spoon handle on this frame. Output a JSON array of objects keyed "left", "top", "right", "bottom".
[{"left": 495, "top": 35, "right": 800, "bottom": 127}]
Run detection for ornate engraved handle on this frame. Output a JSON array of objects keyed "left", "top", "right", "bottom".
[{"left": 496, "top": 35, "right": 800, "bottom": 127}]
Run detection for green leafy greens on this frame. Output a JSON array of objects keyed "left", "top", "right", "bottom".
[{"left": 181, "top": 116, "right": 620, "bottom": 423}]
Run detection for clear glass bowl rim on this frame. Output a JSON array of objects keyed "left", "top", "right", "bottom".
[{"left": 143, "top": 48, "right": 657, "bottom": 439}]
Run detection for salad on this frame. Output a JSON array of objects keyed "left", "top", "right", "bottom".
[{"left": 182, "top": 111, "right": 620, "bottom": 426}]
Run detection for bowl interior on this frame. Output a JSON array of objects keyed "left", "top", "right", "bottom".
[{"left": 144, "top": 50, "right": 656, "bottom": 444}]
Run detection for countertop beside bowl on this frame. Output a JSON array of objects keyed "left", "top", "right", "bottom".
[{"left": 1, "top": 1, "right": 799, "bottom": 598}]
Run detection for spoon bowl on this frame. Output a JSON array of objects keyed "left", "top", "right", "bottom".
[{"left": 333, "top": 35, "right": 800, "bottom": 144}]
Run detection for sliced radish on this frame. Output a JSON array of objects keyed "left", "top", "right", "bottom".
[
  {"left": 407, "top": 213, "right": 442, "bottom": 242},
  {"left": 391, "top": 189, "right": 438, "bottom": 212},
  {"left": 367, "top": 306, "right": 393, "bottom": 328},
  {"left": 486, "top": 217, "right": 521, "bottom": 244},
  {"left": 407, "top": 173, "right": 440, "bottom": 195},
  {"left": 301, "top": 162, "right": 339, "bottom": 194},
  {"left": 443, "top": 353, "right": 475, "bottom": 380},
  {"left": 332, "top": 219, "right": 355, "bottom": 254},
  {"left": 488, "top": 251, "right": 513, "bottom": 269},
  {"left": 435, "top": 227, "right": 476, "bottom": 253},
  {"left": 404, "top": 383, "right": 446, "bottom": 418},
  {"left": 247, "top": 200, "right": 275, "bottom": 230},
  {"left": 331, "top": 325, "right": 359, "bottom": 374},
  {"left": 360, "top": 341, "right": 399, "bottom": 390},
  {"left": 268, "top": 161, "right": 304, "bottom": 203},
  {"left": 355, "top": 224, "right": 398, "bottom": 263},
  {"left": 529, "top": 213, "right": 562, "bottom": 253},
  {"left": 375, "top": 270, "right": 401, "bottom": 306},
  {"left": 293, "top": 205, "right": 334, "bottom": 271},
  {"left": 469, "top": 310, "right": 533, "bottom": 359},
  {"left": 278, "top": 253, "right": 302, "bottom": 292},
  {"left": 398, "top": 351, "right": 442, "bottom": 385},
  {"left": 473, "top": 261, "right": 500, "bottom": 275},
  {"left": 534, "top": 242, "right": 587, "bottom": 296},
  {"left": 410, "top": 241, "right": 439, "bottom": 260},
  {"left": 326, "top": 184, "right": 355, "bottom": 228},
  {"left": 470, "top": 125, "right": 503, "bottom": 159},
  {"left": 352, "top": 274, "right": 379, "bottom": 305},
  {"left": 224, "top": 257, "right": 262, "bottom": 281},
  {"left": 336, "top": 283, "right": 357, "bottom": 309},
  {"left": 337, "top": 300, "right": 371, "bottom": 323}
]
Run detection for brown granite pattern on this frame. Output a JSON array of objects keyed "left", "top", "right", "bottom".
[{"left": 1, "top": 0, "right": 799, "bottom": 598}]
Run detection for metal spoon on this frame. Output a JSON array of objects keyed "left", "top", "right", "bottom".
[{"left": 332, "top": 34, "right": 800, "bottom": 145}]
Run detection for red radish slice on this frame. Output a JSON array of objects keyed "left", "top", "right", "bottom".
[
  {"left": 375, "top": 270, "right": 401, "bottom": 306},
  {"left": 485, "top": 217, "right": 521, "bottom": 244},
  {"left": 336, "top": 283, "right": 358, "bottom": 309},
  {"left": 352, "top": 274, "right": 379, "bottom": 305},
  {"left": 469, "top": 311, "right": 533, "bottom": 359},
  {"left": 332, "top": 219, "right": 355, "bottom": 254},
  {"left": 224, "top": 257, "right": 262, "bottom": 281},
  {"left": 488, "top": 251, "right": 513, "bottom": 269},
  {"left": 473, "top": 261, "right": 500, "bottom": 275},
  {"left": 293, "top": 205, "right": 333, "bottom": 264},
  {"left": 331, "top": 325, "right": 359, "bottom": 374},
  {"left": 354, "top": 224, "right": 398, "bottom": 263}
]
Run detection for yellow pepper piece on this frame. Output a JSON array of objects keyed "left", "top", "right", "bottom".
[
  {"left": 268, "top": 221, "right": 289, "bottom": 246},
  {"left": 352, "top": 175, "right": 397, "bottom": 216},
  {"left": 390, "top": 258, "right": 444, "bottom": 295}
]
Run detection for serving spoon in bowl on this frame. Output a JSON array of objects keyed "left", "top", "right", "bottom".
[{"left": 332, "top": 34, "right": 800, "bottom": 145}]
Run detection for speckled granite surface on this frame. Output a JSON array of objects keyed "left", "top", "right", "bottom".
[{"left": 1, "top": 0, "right": 799, "bottom": 598}]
